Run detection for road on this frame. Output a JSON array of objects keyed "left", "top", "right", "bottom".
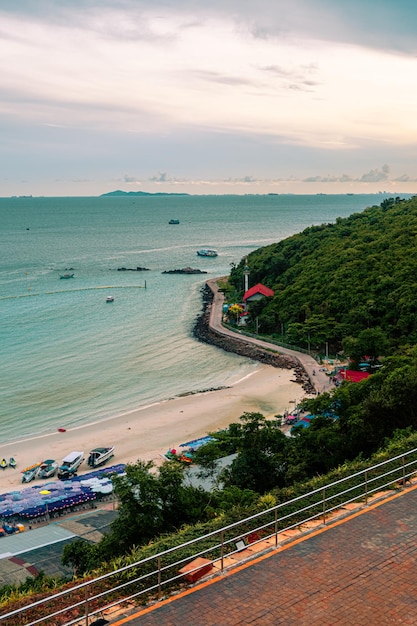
[{"left": 206, "top": 278, "right": 334, "bottom": 396}]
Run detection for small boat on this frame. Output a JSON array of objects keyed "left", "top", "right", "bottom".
[
  {"left": 38, "top": 459, "right": 58, "bottom": 478},
  {"left": 164, "top": 448, "right": 178, "bottom": 461},
  {"left": 169, "top": 219, "right": 180, "bottom": 224},
  {"left": 21, "top": 462, "right": 41, "bottom": 483},
  {"left": 87, "top": 446, "right": 115, "bottom": 468},
  {"left": 9, "top": 457, "right": 16, "bottom": 469},
  {"left": 197, "top": 249, "right": 218, "bottom": 257},
  {"left": 60, "top": 273, "right": 74, "bottom": 279},
  {"left": 0, "top": 459, "right": 7, "bottom": 470},
  {"left": 106, "top": 296, "right": 114, "bottom": 302},
  {"left": 57, "top": 451, "right": 84, "bottom": 479}
]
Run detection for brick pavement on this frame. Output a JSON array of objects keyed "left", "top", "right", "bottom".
[{"left": 112, "top": 486, "right": 417, "bottom": 625}]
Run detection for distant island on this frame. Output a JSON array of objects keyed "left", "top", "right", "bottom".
[{"left": 100, "top": 190, "right": 190, "bottom": 197}]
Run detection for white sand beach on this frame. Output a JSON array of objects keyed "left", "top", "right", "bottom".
[{"left": 0, "top": 365, "right": 306, "bottom": 495}]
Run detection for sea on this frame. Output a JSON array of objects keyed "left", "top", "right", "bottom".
[{"left": 0, "top": 193, "right": 408, "bottom": 444}]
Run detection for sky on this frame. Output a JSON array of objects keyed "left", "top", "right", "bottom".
[{"left": 2, "top": 0, "right": 417, "bottom": 196}]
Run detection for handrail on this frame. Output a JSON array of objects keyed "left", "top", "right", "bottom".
[{"left": 1, "top": 447, "right": 416, "bottom": 625}]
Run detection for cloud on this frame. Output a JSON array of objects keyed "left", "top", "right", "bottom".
[
  {"left": 359, "top": 165, "right": 390, "bottom": 183},
  {"left": 149, "top": 172, "right": 172, "bottom": 183},
  {"left": 1, "top": 2, "right": 417, "bottom": 196},
  {"left": 393, "top": 174, "right": 417, "bottom": 183},
  {"left": 301, "top": 166, "right": 391, "bottom": 184},
  {"left": 142, "top": 167, "right": 401, "bottom": 188}
]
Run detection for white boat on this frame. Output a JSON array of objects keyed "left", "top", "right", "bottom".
[
  {"left": 21, "top": 462, "right": 41, "bottom": 483},
  {"left": 87, "top": 446, "right": 115, "bottom": 468},
  {"left": 197, "top": 249, "right": 218, "bottom": 257},
  {"left": 57, "top": 451, "right": 84, "bottom": 479},
  {"left": 106, "top": 296, "right": 114, "bottom": 302},
  {"left": 38, "top": 459, "right": 59, "bottom": 479}
]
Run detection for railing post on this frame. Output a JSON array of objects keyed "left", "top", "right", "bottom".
[
  {"left": 274, "top": 508, "right": 278, "bottom": 547},
  {"left": 220, "top": 530, "right": 225, "bottom": 572},
  {"left": 402, "top": 455, "right": 406, "bottom": 484},
  {"left": 157, "top": 556, "right": 162, "bottom": 597},
  {"left": 84, "top": 586, "right": 89, "bottom": 626},
  {"left": 365, "top": 470, "right": 368, "bottom": 505},
  {"left": 322, "top": 487, "right": 326, "bottom": 524}
]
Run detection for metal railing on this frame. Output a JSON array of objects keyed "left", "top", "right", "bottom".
[{"left": 1, "top": 448, "right": 417, "bottom": 626}]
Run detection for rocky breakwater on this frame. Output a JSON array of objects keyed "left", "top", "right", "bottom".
[{"left": 193, "top": 284, "right": 314, "bottom": 395}]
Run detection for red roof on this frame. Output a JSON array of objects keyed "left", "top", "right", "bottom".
[
  {"left": 243, "top": 283, "right": 274, "bottom": 301},
  {"left": 338, "top": 370, "right": 370, "bottom": 382}
]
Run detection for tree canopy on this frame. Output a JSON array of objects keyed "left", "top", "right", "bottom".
[{"left": 229, "top": 196, "right": 417, "bottom": 355}]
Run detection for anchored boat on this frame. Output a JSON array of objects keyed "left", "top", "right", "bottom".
[
  {"left": 21, "top": 462, "right": 41, "bottom": 483},
  {"left": 38, "top": 459, "right": 59, "bottom": 479},
  {"left": 57, "top": 451, "right": 84, "bottom": 479},
  {"left": 197, "top": 249, "right": 218, "bottom": 257},
  {"left": 87, "top": 446, "right": 115, "bottom": 468}
]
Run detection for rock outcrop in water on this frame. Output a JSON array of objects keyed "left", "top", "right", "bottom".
[
  {"left": 117, "top": 267, "right": 150, "bottom": 271},
  {"left": 162, "top": 267, "right": 207, "bottom": 275}
]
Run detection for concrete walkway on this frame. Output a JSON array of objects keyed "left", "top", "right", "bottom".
[
  {"left": 206, "top": 278, "right": 333, "bottom": 395},
  {"left": 112, "top": 484, "right": 417, "bottom": 625}
]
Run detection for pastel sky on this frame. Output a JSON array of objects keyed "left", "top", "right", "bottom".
[{"left": 2, "top": 0, "right": 417, "bottom": 196}]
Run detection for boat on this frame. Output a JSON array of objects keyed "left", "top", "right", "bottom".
[
  {"left": 60, "top": 273, "right": 74, "bottom": 279},
  {"left": 38, "top": 459, "right": 58, "bottom": 478},
  {"left": 87, "top": 446, "right": 115, "bottom": 468},
  {"left": 106, "top": 296, "right": 114, "bottom": 302},
  {"left": 169, "top": 219, "right": 180, "bottom": 224},
  {"left": 57, "top": 451, "right": 84, "bottom": 479},
  {"left": 21, "top": 462, "right": 41, "bottom": 483},
  {"left": 0, "top": 459, "right": 7, "bottom": 470},
  {"left": 197, "top": 249, "right": 218, "bottom": 257},
  {"left": 8, "top": 457, "right": 16, "bottom": 469}
]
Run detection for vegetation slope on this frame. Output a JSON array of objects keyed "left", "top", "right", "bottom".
[{"left": 229, "top": 196, "right": 417, "bottom": 355}]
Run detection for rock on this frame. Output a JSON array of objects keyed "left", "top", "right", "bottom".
[
  {"left": 162, "top": 267, "right": 207, "bottom": 274},
  {"left": 117, "top": 267, "right": 150, "bottom": 271}
]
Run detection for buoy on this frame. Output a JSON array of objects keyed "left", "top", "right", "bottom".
[{"left": 58, "top": 428, "right": 66, "bottom": 433}]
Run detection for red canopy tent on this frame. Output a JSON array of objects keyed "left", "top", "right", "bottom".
[{"left": 338, "top": 370, "right": 370, "bottom": 382}]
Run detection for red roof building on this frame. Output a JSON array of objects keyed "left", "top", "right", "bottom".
[{"left": 243, "top": 283, "right": 274, "bottom": 303}]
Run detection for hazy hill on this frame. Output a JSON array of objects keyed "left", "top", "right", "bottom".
[{"left": 100, "top": 190, "right": 189, "bottom": 197}]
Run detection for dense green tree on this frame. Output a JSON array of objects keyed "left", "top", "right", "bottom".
[
  {"left": 62, "top": 539, "right": 98, "bottom": 576},
  {"left": 78, "top": 459, "right": 214, "bottom": 561},
  {"left": 357, "top": 327, "right": 389, "bottom": 364},
  {"left": 220, "top": 413, "right": 290, "bottom": 493},
  {"left": 229, "top": 196, "right": 417, "bottom": 354}
]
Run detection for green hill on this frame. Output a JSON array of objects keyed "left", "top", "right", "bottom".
[{"left": 230, "top": 196, "right": 417, "bottom": 354}]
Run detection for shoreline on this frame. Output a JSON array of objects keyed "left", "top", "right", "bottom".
[
  {"left": 0, "top": 278, "right": 312, "bottom": 496},
  {"left": 0, "top": 365, "right": 306, "bottom": 495}
]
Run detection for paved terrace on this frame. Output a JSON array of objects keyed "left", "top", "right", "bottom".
[{"left": 112, "top": 485, "right": 417, "bottom": 626}]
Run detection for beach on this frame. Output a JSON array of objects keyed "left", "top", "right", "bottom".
[{"left": 0, "top": 365, "right": 306, "bottom": 495}]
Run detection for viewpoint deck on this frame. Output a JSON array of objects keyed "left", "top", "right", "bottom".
[{"left": 114, "top": 485, "right": 417, "bottom": 625}]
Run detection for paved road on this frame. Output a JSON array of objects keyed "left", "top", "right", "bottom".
[
  {"left": 206, "top": 278, "right": 333, "bottom": 395},
  {"left": 114, "top": 485, "right": 417, "bottom": 625}
]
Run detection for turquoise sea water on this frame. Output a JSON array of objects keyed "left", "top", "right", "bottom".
[{"left": 0, "top": 193, "right": 405, "bottom": 443}]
